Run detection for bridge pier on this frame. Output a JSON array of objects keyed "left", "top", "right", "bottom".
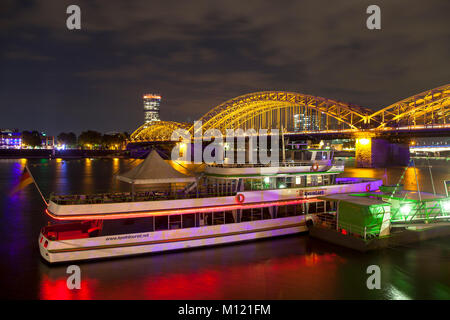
[{"left": 355, "top": 137, "right": 410, "bottom": 168}]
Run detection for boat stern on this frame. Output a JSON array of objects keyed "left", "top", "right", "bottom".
[{"left": 38, "top": 231, "right": 52, "bottom": 263}]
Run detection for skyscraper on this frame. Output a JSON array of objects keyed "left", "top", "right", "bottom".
[
  {"left": 143, "top": 94, "right": 161, "bottom": 123},
  {"left": 293, "top": 113, "right": 320, "bottom": 131}
]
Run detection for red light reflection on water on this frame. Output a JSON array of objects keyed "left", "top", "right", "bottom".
[
  {"left": 40, "top": 274, "right": 98, "bottom": 300},
  {"left": 144, "top": 253, "right": 342, "bottom": 299},
  {"left": 38, "top": 252, "right": 343, "bottom": 299}
]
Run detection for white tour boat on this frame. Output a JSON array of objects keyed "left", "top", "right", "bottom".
[{"left": 39, "top": 149, "right": 382, "bottom": 263}]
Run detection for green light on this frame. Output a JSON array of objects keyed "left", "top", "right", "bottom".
[
  {"left": 441, "top": 200, "right": 450, "bottom": 213},
  {"left": 264, "top": 177, "right": 270, "bottom": 183},
  {"left": 400, "top": 204, "right": 412, "bottom": 215}
]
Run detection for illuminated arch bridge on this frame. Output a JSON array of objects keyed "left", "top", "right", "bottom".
[{"left": 130, "top": 84, "right": 450, "bottom": 142}]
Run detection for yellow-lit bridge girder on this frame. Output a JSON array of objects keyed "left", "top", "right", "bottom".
[
  {"left": 191, "top": 91, "right": 373, "bottom": 135},
  {"left": 130, "top": 121, "right": 191, "bottom": 142},
  {"left": 366, "top": 84, "right": 450, "bottom": 129}
]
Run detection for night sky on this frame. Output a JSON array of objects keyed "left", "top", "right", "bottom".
[{"left": 1, "top": 0, "right": 449, "bottom": 135}]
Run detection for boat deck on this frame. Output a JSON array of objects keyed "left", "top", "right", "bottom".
[{"left": 49, "top": 177, "right": 379, "bottom": 206}]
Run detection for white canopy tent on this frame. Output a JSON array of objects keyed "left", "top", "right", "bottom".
[{"left": 116, "top": 150, "right": 196, "bottom": 185}]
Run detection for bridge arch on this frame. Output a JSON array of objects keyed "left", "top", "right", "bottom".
[
  {"left": 192, "top": 91, "right": 373, "bottom": 134},
  {"left": 130, "top": 121, "right": 191, "bottom": 142},
  {"left": 367, "top": 84, "right": 450, "bottom": 128}
]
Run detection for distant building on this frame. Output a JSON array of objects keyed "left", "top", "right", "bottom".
[
  {"left": 41, "top": 134, "right": 55, "bottom": 149},
  {"left": 0, "top": 130, "right": 55, "bottom": 149},
  {"left": 0, "top": 130, "right": 21, "bottom": 149},
  {"left": 293, "top": 113, "right": 319, "bottom": 131},
  {"left": 143, "top": 94, "right": 161, "bottom": 123}
]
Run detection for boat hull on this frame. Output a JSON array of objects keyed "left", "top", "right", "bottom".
[{"left": 39, "top": 215, "right": 314, "bottom": 263}]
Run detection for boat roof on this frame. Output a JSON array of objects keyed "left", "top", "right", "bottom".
[{"left": 116, "top": 150, "right": 196, "bottom": 184}]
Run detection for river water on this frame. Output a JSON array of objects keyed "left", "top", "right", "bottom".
[{"left": 0, "top": 157, "right": 448, "bottom": 299}]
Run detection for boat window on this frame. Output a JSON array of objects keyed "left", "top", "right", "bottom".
[
  {"left": 304, "top": 151, "right": 312, "bottom": 161},
  {"left": 307, "top": 202, "right": 317, "bottom": 213},
  {"left": 293, "top": 151, "right": 302, "bottom": 161},
  {"left": 316, "top": 201, "right": 325, "bottom": 213},
  {"left": 296, "top": 151, "right": 312, "bottom": 161},
  {"left": 199, "top": 213, "right": 208, "bottom": 226},
  {"left": 155, "top": 216, "right": 169, "bottom": 231},
  {"left": 317, "top": 175, "right": 323, "bottom": 185},
  {"left": 285, "top": 176, "right": 294, "bottom": 188},
  {"left": 316, "top": 151, "right": 327, "bottom": 160},
  {"left": 326, "top": 201, "right": 336, "bottom": 211},
  {"left": 203, "top": 213, "right": 213, "bottom": 225},
  {"left": 212, "top": 212, "right": 226, "bottom": 225},
  {"left": 225, "top": 211, "right": 236, "bottom": 224},
  {"left": 276, "top": 177, "right": 287, "bottom": 189},
  {"left": 262, "top": 207, "right": 272, "bottom": 219},
  {"left": 241, "top": 209, "right": 252, "bottom": 221},
  {"left": 101, "top": 217, "right": 154, "bottom": 236},
  {"left": 296, "top": 203, "right": 305, "bottom": 215},
  {"left": 306, "top": 175, "right": 318, "bottom": 186},
  {"left": 251, "top": 208, "right": 263, "bottom": 221},
  {"left": 169, "top": 215, "right": 182, "bottom": 229},
  {"left": 286, "top": 204, "right": 297, "bottom": 216},
  {"left": 182, "top": 214, "right": 196, "bottom": 228}
]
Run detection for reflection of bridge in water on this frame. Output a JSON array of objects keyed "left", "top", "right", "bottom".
[{"left": 129, "top": 84, "right": 450, "bottom": 168}]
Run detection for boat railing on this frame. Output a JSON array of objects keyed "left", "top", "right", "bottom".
[
  {"left": 315, "top": 212, "right": 337, "bottom": 229},
  {"left": 49, "top": 177, "right": 376, "bottom": 205},
  {"left": 315, "top": 211, "right": 383, "bottom": 240},
  {"left": 390, "top": 202, "right": 450, "bottom": 224},
  {"left": 336, "top": 220, "right": 383, "bottom": 240},
  {"left": 49, "top": 189, "right": 237, "bottom": 205},
  {"left": 208, "top": 160, "right": 332, "bottom": 168}
]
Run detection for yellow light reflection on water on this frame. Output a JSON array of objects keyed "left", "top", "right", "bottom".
[{"left": 112, "top": 157, "right": 120, "bottom": 174}]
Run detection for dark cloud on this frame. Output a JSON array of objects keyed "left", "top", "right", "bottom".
[{"left": 0, "top": 0, "right": 448, "bottom": 135}]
